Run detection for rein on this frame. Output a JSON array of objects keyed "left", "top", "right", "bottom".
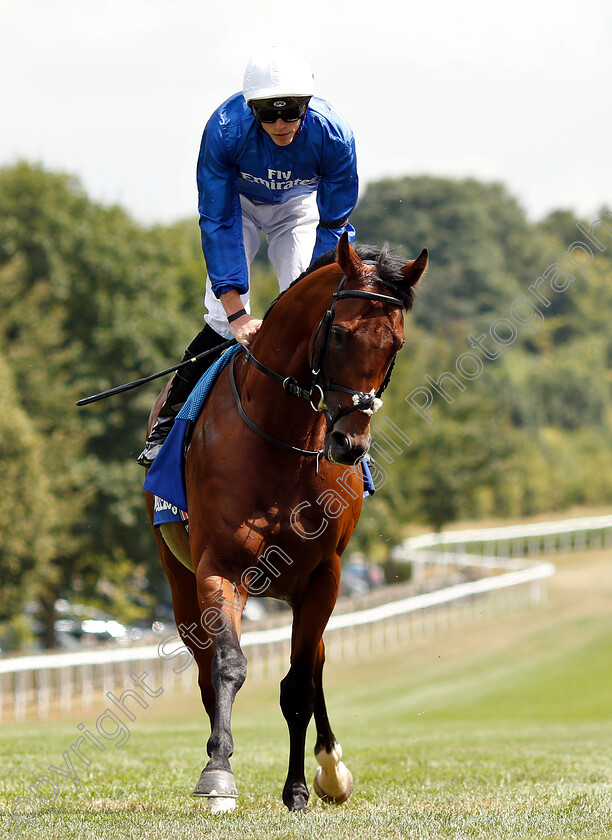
[
  {"left": 230, "top": 350, "right": 325, "bottom": 467},
  {"left": 229, "top": 270, "right": 404, "bottom": 464}
]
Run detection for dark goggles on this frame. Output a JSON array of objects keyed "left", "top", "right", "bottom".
[{"left": 250, "top": 99, "right": 309, "bottom": 124}]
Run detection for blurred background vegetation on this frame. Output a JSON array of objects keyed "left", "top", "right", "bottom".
[{"left": 1, "top": 162, "right": 610, "bottom": 651}]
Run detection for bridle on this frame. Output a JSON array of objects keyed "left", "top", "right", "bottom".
[{"left": 229, "top": 268, "right": 404, "bottom": 464}]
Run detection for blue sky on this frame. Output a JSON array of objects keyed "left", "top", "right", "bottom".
[{"left": 1, "top": 0, "right": 610, "bottom": 225}]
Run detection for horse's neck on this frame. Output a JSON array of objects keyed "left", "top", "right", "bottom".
[
  {"left": 234, "top": 270, "right": 340, "bottom": 439},
  {"left": 242, "top": 320, "right": 311, "bottom": 399},
  {"left": 249, "top": 270, "right": 340, "bottom": 383}
]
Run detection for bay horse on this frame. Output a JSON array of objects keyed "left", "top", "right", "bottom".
[{"left": 144, "top": 234, "right": 427, "bottom": 813}]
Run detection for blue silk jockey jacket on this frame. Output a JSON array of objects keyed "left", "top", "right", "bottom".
[{"left": 197, "top": 92, "right": 359, "bottom": 298}]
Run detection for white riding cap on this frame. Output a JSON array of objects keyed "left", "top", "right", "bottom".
[{"left": 243, "top": 46, "right": 315, "bottom": 103}]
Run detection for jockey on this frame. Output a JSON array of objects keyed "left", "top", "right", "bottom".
[{"left": 138, "top": 45, "right": 358, "bottom": 467}]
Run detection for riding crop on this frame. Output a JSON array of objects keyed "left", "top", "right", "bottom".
[{"left": 76, "top": 340, "right": 236, "bottom": 406}]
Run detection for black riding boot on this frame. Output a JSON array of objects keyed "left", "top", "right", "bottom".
[{"left": 137, "top": 325, "right": 228, "bottom": 467}]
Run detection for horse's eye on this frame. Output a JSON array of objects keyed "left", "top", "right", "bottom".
[{"left": 331, "top": 326, "right": 348, "bottom": 346}]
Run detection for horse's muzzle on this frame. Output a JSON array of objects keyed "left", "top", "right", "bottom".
[{"left": 324, "top": 429, "right": 372, "bottom": 466}]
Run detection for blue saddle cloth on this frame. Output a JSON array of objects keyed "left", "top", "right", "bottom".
[
  {"left": 143, "top": 345, "right": 241, "bottom": 523},
  {"left": 143, "top": 343, "right": 375, "bottom": 526}
]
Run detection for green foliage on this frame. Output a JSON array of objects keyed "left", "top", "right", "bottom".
[
  {"left": 348, "top": 176, "right": 612, "bottom": 545},
  {"left": 0, "top": 352, "right": 56, "bottom": 634},
  {"left": 0, "top": 163, "right": 205, "bottom": 646},
  {"left": 352, "top": 176, "right": 549, "bottom": 331}
]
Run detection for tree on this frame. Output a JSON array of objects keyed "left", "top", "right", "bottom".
[
  {"left": 0, "top": 163, "right": 204, "bottom": 645},
  {"left": 0, "top": 351, "right": 57, "bottom": 649},
  {"left": 352, "top": 175, "right": 550, "bottom": 332}
]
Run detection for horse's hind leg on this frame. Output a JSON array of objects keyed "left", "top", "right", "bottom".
[
  {"left": 151, "top": 529, "right": 217, "bottom": 723},
  {"left": 312, "top": 639, "right": 354, "bottom": 804}
]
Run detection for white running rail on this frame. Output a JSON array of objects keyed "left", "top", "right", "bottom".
[{"left": 1, "top": 514, "right": 610, "bottom": 721}]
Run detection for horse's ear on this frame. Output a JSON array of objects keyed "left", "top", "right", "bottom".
[
  {"left": 336, "top": 231, "right": 363, "bottom": 278},
  {"left": 401, "top": 249, "right": 428, "bottom": 287}
]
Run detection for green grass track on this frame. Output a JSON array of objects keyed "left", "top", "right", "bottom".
[{"left": 1, "top": 548, "right": 611, "bottom": 839}]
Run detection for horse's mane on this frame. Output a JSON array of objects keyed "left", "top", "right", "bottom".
[{"left": 263, "top": 243, "right": 417, "bottom": 320}]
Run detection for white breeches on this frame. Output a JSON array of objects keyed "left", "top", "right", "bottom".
[{"left": 204, "top": 192, "right": 319, "bottom": 338}]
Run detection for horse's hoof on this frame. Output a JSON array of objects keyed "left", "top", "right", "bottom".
[
  {"left": 313, "top": 764, "right": 353, "bottom": 803},
  {"left": 207, "top": 796, "right": 237, "bottom": 815},
  {"left": 313, "top": 743, "right": 354, "bottom": 804},
  {"left": 283, "top": 781, "right": 310, "bottom": 811},
  {"left": 193, "top": 768, "right": 238, "bottom": 800}
]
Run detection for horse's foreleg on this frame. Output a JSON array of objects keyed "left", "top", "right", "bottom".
[
  {"left": 312, "top": 640, "right": 354, "bottom": 804},
  {"left": 192, "top": 574, "right": 247, "bottom": 814},
  {"left": 280, "top": 563, "right": 340, "bottom": 811}
]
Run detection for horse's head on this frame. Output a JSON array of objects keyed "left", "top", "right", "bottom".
[{"left": 315, "top": 233, "right": 428, "bottom": 466}]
